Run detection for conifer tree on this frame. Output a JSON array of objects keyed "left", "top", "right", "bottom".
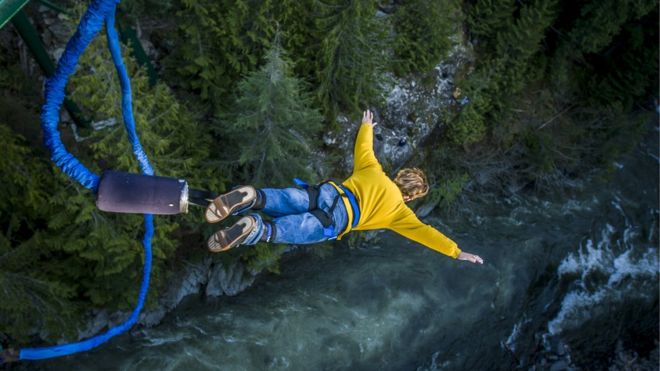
[
  {"left": 272, "top": 0, "right": 319, "bottom": 79},
  {"left": 467, "top": 0, "right": 516, "bottom": 52},
  {"left": 172, "top": 0, "right": 275, "bottom": 110},
  {"left": 314, "top": 0, "right": 384, "bottom": 121},
  {"left": 392, "top": 0, "right": 457, "bottom": 76},
  {"left": 0, "top": 124, "right": 78, "bottom": 342},
  {"left": 490, "top": 0, "right": 558, "bottom": 96},
  {"left": 218, "top": 41, "right": 323, "bottom": 186},
  {"left": 563, "top": 0, "right": 656, "bottom": 55}
]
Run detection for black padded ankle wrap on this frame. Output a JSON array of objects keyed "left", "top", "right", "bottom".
[
  {"left": 260, "top": 221, "right": 276, "bottom": 242},
  {"left": 253, "top": 189, "right": 266, "bottom": 210},
  {"left": 270, "top": 222, "right": 277, "bottom": 242}
]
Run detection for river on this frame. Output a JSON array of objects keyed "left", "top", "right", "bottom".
[{"left": 34, "top": 125, "right": 658, "bottom": 370}]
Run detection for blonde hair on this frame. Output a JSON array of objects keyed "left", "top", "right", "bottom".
[{"left": 394, "top": 168, "right": 429, "bottom": 201}]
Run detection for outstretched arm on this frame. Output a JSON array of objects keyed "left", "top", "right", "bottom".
[
  {"left": 353, "top": 110, "right": 380, "bottom": 171},
  {"left": 392, "top": 210, "right": 484, "bottom": 264}
]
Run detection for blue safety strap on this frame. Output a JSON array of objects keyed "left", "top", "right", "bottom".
[
  {"left": 292, "top": 177, "right": 309, "bottom": 189},
  {"left": 337, "top": 185, "right": 360, "bottom": 229},
  {"left": 18, "top": 0, "right": 154, "bottom": 361},
  {"left": 323, "top": 225, "right": 336, "bottom": 238}
]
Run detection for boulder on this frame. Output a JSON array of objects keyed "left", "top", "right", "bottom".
[{"left": 206, "top": 260, "right": 256, "bottom": 297}]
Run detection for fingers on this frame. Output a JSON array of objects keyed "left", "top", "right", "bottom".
[
  {"left": 362, "top": 109, "right": 374, "bottom": 125},
  {"left": 459, "top": 252, "right": 484, "bottom": 264}
]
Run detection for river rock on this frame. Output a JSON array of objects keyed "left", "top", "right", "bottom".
[
  {"left": 206, "top": 260, "right": 256, "bottom": 297},
  {"left": 136, "top": 256, "right": 213, "bottom": 327},
  {"left": 549, "top": 359, "right": 569, "bottom": 371},
  {"left": 415, "top": 201, "right": 439, "bottom": 219},
  {"left": 167, "top": 256, "right": 213, "bottom": 306},
  {"left": 77, "top": 310, "right": 109, "bottom": 340}
]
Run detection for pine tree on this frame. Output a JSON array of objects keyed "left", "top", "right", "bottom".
[
  {"left": 314, "top": 0, "right": 385, "bottom": 121},
  {"left": 0, "top": 124, "right": 78, "bottom": 343},
  {"left": 217, "top": 41, "right": 323, "bottom": 186},
  {"left": 490, "top": 0, "right": 558, "bottom": 97},
  {"left": 467, "top": 0, "right": 516, "bottom": 52},
  {"left": 272, "top": 0, "right": 319, "bottom": 79},
  {"left": 564, "top": 0, "right": 656, "bottom": 55},
  {"left": 170, "top": 0, "right": 275, "bottom": 110},
  {"left": 392, "top": 0, "right": 458, "bottom": 76}
]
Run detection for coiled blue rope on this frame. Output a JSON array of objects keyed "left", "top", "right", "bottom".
[{"left": 19, "top": 0, "right": 154, "bottom": 361}]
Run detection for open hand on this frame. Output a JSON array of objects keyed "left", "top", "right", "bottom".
[
  {"left": 457, "top": 251, "right": 484, "bottom": 264},
  {"left": 362, "top": 109, "right": 378, "bottom": 127}
]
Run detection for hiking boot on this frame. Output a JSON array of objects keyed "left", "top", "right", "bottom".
[
  {"left": 205, "top": 185, "right": 258, "bottom": 223},
  {"left": 207, "top": 216, "right": 258, "bottom": 252}
]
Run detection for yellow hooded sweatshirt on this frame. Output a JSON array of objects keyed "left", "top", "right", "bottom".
[{"left": 335, "top": 123, "right": 461, "bottom": 259}]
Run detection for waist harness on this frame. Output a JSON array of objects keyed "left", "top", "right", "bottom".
[{"left": 293, "top": 178, "right": 360, "bottom": 238}]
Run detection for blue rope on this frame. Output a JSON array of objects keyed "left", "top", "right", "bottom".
[
  {"left": 19, "top": 0, "right": 154, "bottom": 361},
  {"left": 105, "top": 6, "right": 153, "bottom": 176}
]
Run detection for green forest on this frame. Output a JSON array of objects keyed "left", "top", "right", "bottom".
[{"left": 0, "top": 0, "right": 657, "bottom": 346}]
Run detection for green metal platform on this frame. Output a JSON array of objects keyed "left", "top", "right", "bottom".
[{"left": 0, "top": 0, "right": 29, "bottom": 29}]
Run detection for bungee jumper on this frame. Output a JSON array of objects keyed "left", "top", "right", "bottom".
[{"left": 205, "top": 110, "right": 484, "bottom": 265}]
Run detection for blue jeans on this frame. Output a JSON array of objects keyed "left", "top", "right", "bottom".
[{"left": 243, "top": 184, "right": 349, "bottom": 245}]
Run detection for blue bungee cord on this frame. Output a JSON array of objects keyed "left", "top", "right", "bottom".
[{"left": 16, "top": 0, "right": 154, "bottom": 361}]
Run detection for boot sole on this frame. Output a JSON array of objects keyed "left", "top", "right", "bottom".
[
  {"left": 208, "top": 216, "right": 256, "bottom": 252},
  {"left": 205, "top": 186, "right": 257, "bottom": 223}
]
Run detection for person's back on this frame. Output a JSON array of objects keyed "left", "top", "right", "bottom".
[{"left": 343, "top": 165, "right": 403, "bottom": 232}]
